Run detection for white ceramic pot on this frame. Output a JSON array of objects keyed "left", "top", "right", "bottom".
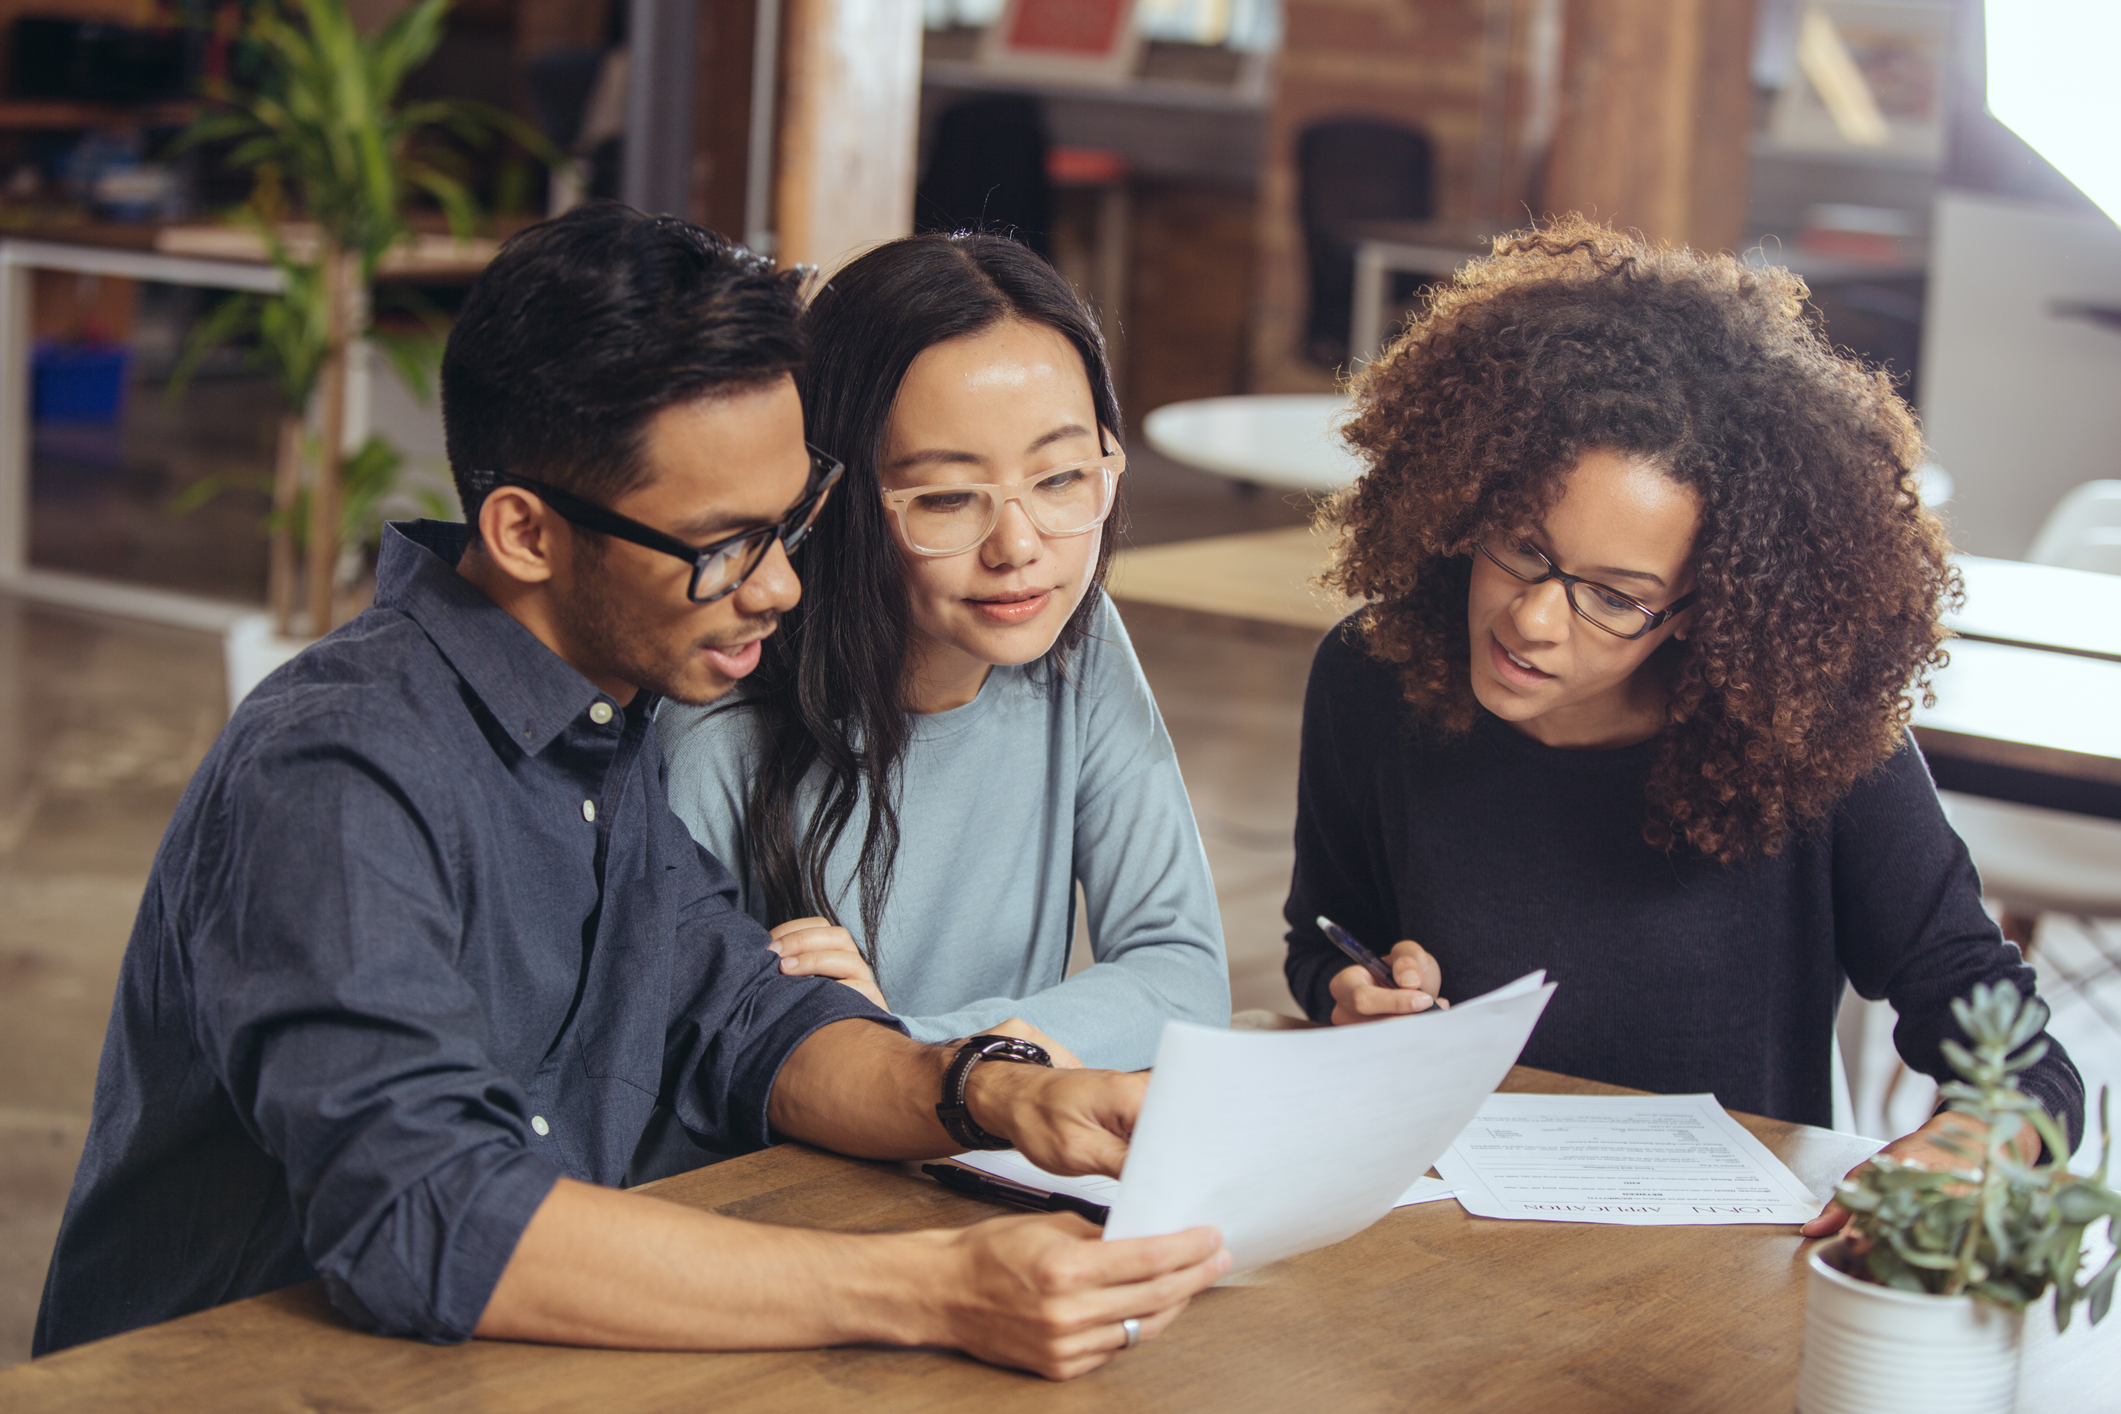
[
  {"left": 223, "top": 613, "right": 311, "bottom": 716},
  {"left": 1796, "top": 1240, "right": 2024, "bottom": 1414}
]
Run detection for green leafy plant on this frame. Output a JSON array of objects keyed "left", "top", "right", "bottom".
[
  {"left": 172, "top": 0, "right": 553, "bottom": 635},
  {"left": 1834, "top": 982, "right": 2119, "bottom": 1330}
]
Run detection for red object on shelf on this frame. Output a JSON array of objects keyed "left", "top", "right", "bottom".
[
  {"left": 1005, "top": 0, "right": 1130, "bottom": 56},
  {"left": 1047, "top": 146, "right": 1128, "bottom": 187},
  {"left": 1798, "top": 228, "right": 1906, "bottom": 263}
]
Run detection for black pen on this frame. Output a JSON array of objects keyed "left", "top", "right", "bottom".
[
  {"left": 921, "top": 1162, "right": 1111, "bottom": 1225},
  {"left": 1317, "top": 914, "right": 1401, "bottom": 989}
]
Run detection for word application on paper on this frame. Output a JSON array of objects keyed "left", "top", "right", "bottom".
[{"left": 1436, "top": 1092, "right": 1853, "bottom": 1225}]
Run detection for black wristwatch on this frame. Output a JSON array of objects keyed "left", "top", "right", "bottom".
[{"left": 936, "top": 1034, "right": 1053, "bottom": 1149}]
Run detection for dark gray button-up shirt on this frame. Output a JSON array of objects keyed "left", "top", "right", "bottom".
[{"left": 35, "top": 521, "right": 889, "bottom": 1355}]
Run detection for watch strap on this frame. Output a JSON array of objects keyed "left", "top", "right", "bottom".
[{"left": 937, "top": 1034, "right": 1053, "bottom": 1149}]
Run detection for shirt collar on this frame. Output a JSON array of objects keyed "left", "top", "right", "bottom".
[{"left": 374, "top": 520, "right": 611, "bottom": 754}]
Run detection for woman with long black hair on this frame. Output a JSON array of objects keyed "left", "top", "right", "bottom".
[{"left": 660, "top": 233, "right": 1229, "bottom": 1070}]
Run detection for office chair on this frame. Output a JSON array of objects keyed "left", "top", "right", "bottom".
[
  {"left": 2027, "top": 480, "right": 2121, "bottom": 575},
  {"left": 917, "top": 94, "right": 1055, "bottom": 261},
  {"left": 1296, "top": 117, "right": 1434, "bottom": 366}
]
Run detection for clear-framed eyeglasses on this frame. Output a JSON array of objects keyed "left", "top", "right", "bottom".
[
  {"left": 1477, "top": 536, "right": 1697, "bottom": 640},
  {"left": 881, "top": 452, "right": 1125, "bottom": 558}
]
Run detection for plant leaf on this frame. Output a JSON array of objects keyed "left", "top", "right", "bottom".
[{"left": 2088, "top": 1257, "right": 2117, "bottom": 1326}]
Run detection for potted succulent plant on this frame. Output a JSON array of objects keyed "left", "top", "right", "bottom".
[{"left": 1796, "top": 982, "right": 2118, "bottom": 1414}]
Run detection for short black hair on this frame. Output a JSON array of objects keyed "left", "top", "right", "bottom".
[{"left": 441, "top": 202, "right": 806, "bottom": 522}]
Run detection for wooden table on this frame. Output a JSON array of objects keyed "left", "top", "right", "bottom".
[
  {"left": 1917, "top": 556, "right": 2121, "bottom": 821},
  {"left": 4, "top": 1067, "right": 2110, "bottom": 1412},
  {"left": 1111, "top": 524, "right": 1349, "bottom": 632}
]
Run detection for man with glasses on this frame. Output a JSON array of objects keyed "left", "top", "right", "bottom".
[{"left": 35, "top": 205, "right": 1225, "bottom": 1380}]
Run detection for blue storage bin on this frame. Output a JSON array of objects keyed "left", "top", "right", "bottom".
[{"left": 32, "top": 342, "right": 131, "bottom": 424}]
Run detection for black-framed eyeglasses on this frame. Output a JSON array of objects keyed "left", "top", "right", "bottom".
[
  {"left": 1476, "top": 537, "right": 1697, "bottom": 640},
  {"left": 479, "top": 446, "right": 844, "bottom": 603}
]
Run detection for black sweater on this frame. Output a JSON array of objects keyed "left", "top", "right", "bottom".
[{"left": 1283, "top": 621, "right": 2085, "bottom": 1143}]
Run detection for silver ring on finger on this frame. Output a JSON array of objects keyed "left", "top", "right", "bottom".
[{"left": 1121, "top": 1316, "right": 1141, "bottom": 1350}]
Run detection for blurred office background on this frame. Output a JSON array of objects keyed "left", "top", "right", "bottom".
[{"left": 2, "top": 0, "right": 2118, "bottom": 1367}]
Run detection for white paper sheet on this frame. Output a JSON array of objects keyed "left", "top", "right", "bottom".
[
  {"left": 951, "top": 1149, "right": 1122, "bottom": 1205},
  {"left": 952, "top": 1151, "right": 1457, "bottom": 1210},
  {"left": 1396, "top": 1175, "right": 1457, "bottom": 1205},
  {"left": 1097, "top": 972, "right": 1554, "bottom": 1270},
  {"left": 1434, "top": 1092, "right": 1826, "bottom": 1225}
]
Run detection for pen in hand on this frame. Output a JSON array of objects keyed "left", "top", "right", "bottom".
[{"left": 1316, "top": 915, "right": 1448, "bottom": 1009}]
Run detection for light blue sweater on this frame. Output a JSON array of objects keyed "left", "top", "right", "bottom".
[{"left": 658, "top": 594, "right": 1229, "bottom": 1070}]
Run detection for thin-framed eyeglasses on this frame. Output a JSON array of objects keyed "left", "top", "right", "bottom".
[
  {"left": 478, "top": 446, "right": 844, "bottom": 603},
  {"left": 1476, "top": 536, "right": 1697, "bottom": 640},
  {"left": 880, "top": 451, "right": 1125, "bottom": 558}
]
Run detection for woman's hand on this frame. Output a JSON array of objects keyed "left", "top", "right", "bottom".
[
  {"left": 1326, "top": 940, "right": 1447, "bottom": 1025},
  {"left": 769, "top": 917, "right": 887, "bottom": 1011},
  {"left": 1801, "top": 1109, "right": 2042, "bottom": 1238}
]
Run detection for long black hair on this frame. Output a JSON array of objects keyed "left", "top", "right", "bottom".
[{"left": 730, "top": 232, "right": 1124, "bottom": 956}]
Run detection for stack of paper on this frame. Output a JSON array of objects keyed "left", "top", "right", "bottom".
[{"left": 952, "top": 1149, "right": 1459, "bottom": 1211}]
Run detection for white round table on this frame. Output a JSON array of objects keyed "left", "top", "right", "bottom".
[
  {"left": 1141, "top": 394, "right": 1366, "bottom": 493},
  {"left": 1141, "top": 397, "right": 1956, "bottom": 506}
]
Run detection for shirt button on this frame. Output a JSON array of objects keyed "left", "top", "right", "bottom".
[
  {"left": 589, "top": 701, "right": 614, "bottom": 725},
  {"left": 581, "top": 800, "right": 596, "bottom": 822},
  {"left": 531, "top": 1115, "right": 550, "bottom": 1137}
]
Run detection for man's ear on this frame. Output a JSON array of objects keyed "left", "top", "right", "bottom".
[{"left": 476, "top": 487, "right": 562, "bottom": 586}]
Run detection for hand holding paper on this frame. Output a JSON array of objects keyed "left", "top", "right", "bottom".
[{"left": 1100, "top": 972, "right": 1554, "bottom": 1270}]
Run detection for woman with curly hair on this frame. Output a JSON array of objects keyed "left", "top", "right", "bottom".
[{"left": 1285, "top": 218, "right": 2083, "bottom": 1229}]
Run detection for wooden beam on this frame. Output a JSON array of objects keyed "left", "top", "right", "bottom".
[
  {"left": 773, "top": 0, "right": 922, "bottom": 273},
  {"left": 692, "top": 0, "right": 757, "bottom": 237},
  {"left": 1539, "top": 0, "right": 1757, "bottom": 253}
]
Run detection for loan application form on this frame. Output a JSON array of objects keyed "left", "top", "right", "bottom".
[{"left": 1435, "top": 1092, "right": 1835, "bottom": 1224}]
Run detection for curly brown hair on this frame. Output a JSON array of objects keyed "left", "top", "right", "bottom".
[{"left": 1328, "top": 216, "right": 1958, "bottom": 863}]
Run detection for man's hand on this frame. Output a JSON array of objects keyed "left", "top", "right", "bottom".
[
  {"left": 769, "top": 916, "right": 887, "bottom": 1011},
  {"left": 1802, "top": 1110, "right": 2041, "bottom": 1238},
  {"left": 919, "top": 1214, "right": 1229, "bottom": 1380},
  {"left": 964, "top": 1060, "right": 1146, "bottom": 1179},
  {"left": 1326, "top": 940, "right": 1446, "bottom": 1025},
  {"left": 477, "top": 1176, "right": 1226, "bottom": 1380},
  {"left": 483, "top": 1016, "right": 1208, "bottom": 1374}
]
